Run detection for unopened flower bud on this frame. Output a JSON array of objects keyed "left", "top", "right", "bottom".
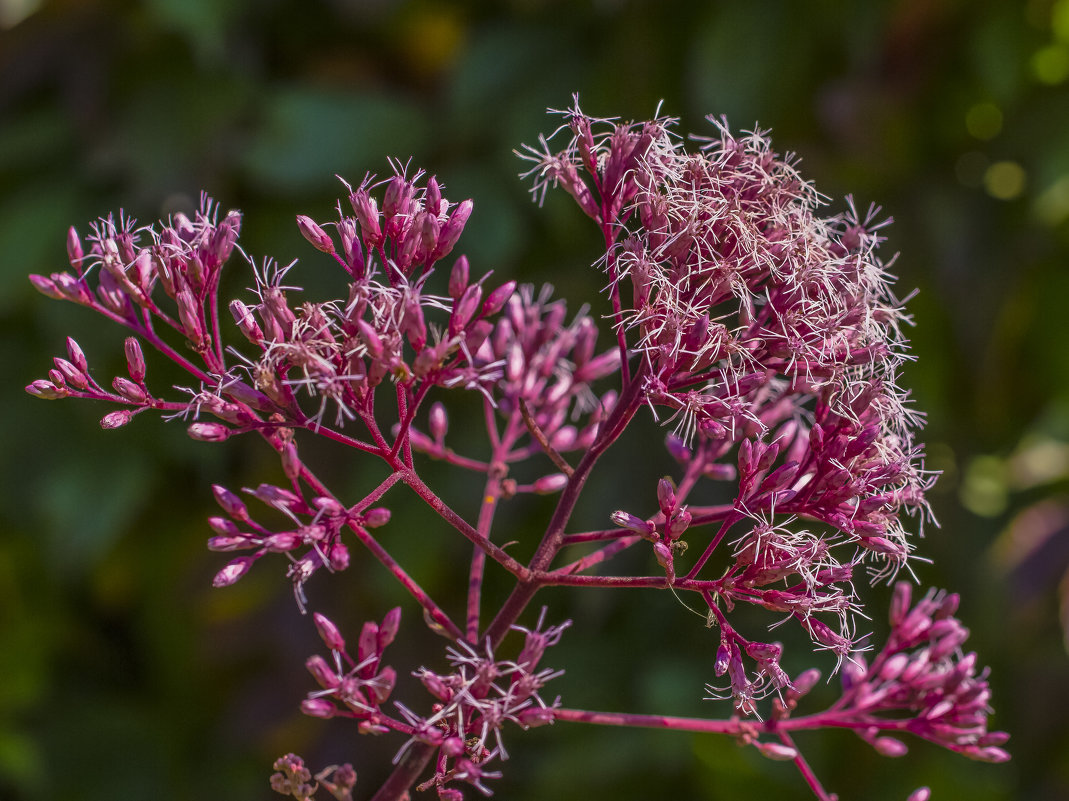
[
  {"left": 188, "top": 422, "right": 231, "bottom": 442},
  {"left": 432, "top": 199, "right": 472, "bottom": 261},
  {"left": 448, "top": 255, "right": 469, "bottom": 299},
  {"left": 306, "top": 654, "right": 340, "bottom": 689},
  {"left": 327, "top": 540, "right": 349, "bottom": 571},
  {"left": 100, "top": 409, "right": 134, "bottom": 429},
  {"left": 29, "top": 274, "right": 65, "bottom": 300},
  {"left": 53, "top": 358, "right": 88, "bottom": 389},
  {"left": 362, "top": 507, "right": 391, "bottom": 528},
  {"left": 906, "top": 788, "right": 931, "bottom": 801},
  {"left": 112, "top": 376, "right": 147, "bottom": 403},
  {"left": 66, "top": 226, "right": 85, "bottom": 268},
  {"left": 872, "top": 736, "right": 908, "bottom": 758},
  {"left": 450, "top": 283, "right": 483, "bottom": 335},
  {"left": 124, "top": 337, "right": 146, "bottom": 383},
  {"left": 379, "top": 607, "right": 401, "bottom": 649},
  {"left": 213, "top": 555, "right": 256, "bottom": 587},
  {"left": 207, "top": 535, "right": 251, "bottom": 551},
  {"left": 610, "top": 510, "right": 655, "bottom": 539},
  {"left": 657, "top": 477, "right": 677, "bottom": 514},
  {"left": 300, "top": 698, "right": 337, "bottom": 719},
  {"left": 296, "top": 214, "right": 335, "bottom": 253},
  {"left": 230, "top": 299, "right": 264, "bottom": 344},
  {"left": 212, "top": 484, "right": 248, "bottom": 520},
  {"left": 350, "top": 189, "right": 382, "bottom": 246},
  {"left": 281, "top": 442, "right": 300, "bottom": 482},
  {"left": 533, "top": 473, "right": 568, "bottom": 495},
  {"left": 890, "top": 581, "right": 912, "bottom": 627},
  {"left": 482, "top": 280, "right": 516, "bottom": 317},
  {"left": 789, "top": 668, "right": 821, "bottom": 698},
  {"left": 429, "top": 402, "right": 448, "bottom": 442},
  {"left": 176, "top": 290, "right": 204, "bottom": 345},
  {"left": 313, "top": 612, "right": 346, "bottom": 651},
  {"left": 356, "top": 319, "right": 384, "bottom": 360},
  {"left": 753, "top": 741, "right": 798, "bottom": 761},
  {"left": 66, "top": 337, "right": 88, "bottom": 373}
]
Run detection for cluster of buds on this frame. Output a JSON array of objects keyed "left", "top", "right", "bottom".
[
  {"left": 30, "top": 199, "right": 240, "bottom": 366},
  {"left": 207, "top": 481, "right": 389, "bottom": 608},
  {"left": 834, "top": 582, "right": 1010, "bottom": 763},
  {"left": 527, "top": 100, "right": 937, "bottom": 703},
  {"left": 301, "top": 609, "right": 401, "bottom": 731},
  {"left": 408, "top": 284, "right": 621, "bottom": 483},
  {"left": 270, "top": 752, "right": 357, "bottom": 801},
  {"left": 25, "top": 98, "right": 1008, "bottom": 801},
  {"left": 397, "top": 612, "right": 570, "bottom": 798},
  {"left": 239, "top": 170, "right": 520, "bottom": 430}
]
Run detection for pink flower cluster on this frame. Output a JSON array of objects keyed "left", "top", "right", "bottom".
[{"left": 26, "top": 98, "right": 1006, "bottom": 801}]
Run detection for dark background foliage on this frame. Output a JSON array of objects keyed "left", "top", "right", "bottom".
[{"left": 2, "top": 0, "right": 1067, "bottom": 799}]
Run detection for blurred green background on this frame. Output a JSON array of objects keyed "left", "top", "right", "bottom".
[{"left": 2, "top": 0, "right": 1068, "bottom": 799}]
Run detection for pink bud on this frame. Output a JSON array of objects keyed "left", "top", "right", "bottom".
[
  {"left": 350, "top": 189, "right": 382, "bottom": 245},
  {"left": 29, "top": 274, "right": 65, "bottom": 300},
  {"left": 124, "top": 337, "right": 146, "bottom": 383},
  {"left": 533, "top": 473, "right": 568, "bottom": 495},
  {"left": 213, "top": 555, "right": 256, "bottom": 587},
  {"left": 363, "top": 507, "right": 391, "bottom": 528},
  {"left": 450, "top": 283, "right": 483, "bottom": 335},
  {"left": 296, "top": 214, "right": 335, "bottom": 253},
  {"left": 753, "top": 741, "right": 797, "bottom": 761},
  {"left": 206, "top": 535, "right": 252, "bottom": 551},
  {"left": 188, "top": 422, "right": 231, "bottom": 442},
  {"left": 213, "top": 484, "right": 249, "bottom": 520},
  {"left": 448, "top": 255, "right": 469, "bottom": 299},
  {"left": 230, "top": 300, "right": 264, "bottom": 344},
  {"left": 890, "top": 581, "right": 913, "bottom": 627},
  {"left": 306, "top": 655, "right": 340, "bottom": 689},
  {"left": 789, "top": 668, "right": 821, "bottom": 697},
  {"left": 432, "top": 198, "right": 472, "bottom": 261},
  {"left": 313, "top": 612, "right": 346, "bottom": 651},
  {"left": 53, "top": 358, "right": 88, "bottom": 389},
  {"left": 66, "top": 226, "right": 85, "bottom": 268},
  {"left": 482, "top": 280, "right": 516, "bottom": 317},
  {"left": 176, "top": 290, "right": 204, "bottom": 345},
  {"left": 327, "top": 541, "right": 349, "bottom": 571},
  {"left": 657, "top": 477, "right": 676, "bottom": 514},
  {"left": 424, "top": 176, "right": 442, "bottom": 216},
  {"left": 610, "top": 510, "right": 655, "bottom": 539},
  {"left": 100, "top": 410, "right": 134, "bottom": 429},
  {"left": 356, "top": 319, "right": 384, "bottom": 360},
  {"left": 429, "top": 402, "right": 448, "bottom": 442},
  {"left": 66, "top": 337, "right": 88, "bottom": 372},
  {"left": 906, "top": 788, "right": 931, "bottom": 801},
  {"left": 281, "top": 442, "right": 300, "bottom": 482},
  {"left": 872, "top": 736, "right": 908, "bottom": 758},
  {"left": 378, "top": 607, "right": 401, "bottom": 649},
  {"left": 300, "top": 698, "right": 337, "bottom": 719},
  {"left": 112, "top": 377, "right": 146, "bottom": 403}
]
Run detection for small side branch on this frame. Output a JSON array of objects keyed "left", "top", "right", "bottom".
[{"left": 518, "top": 398, "right": 574, "bottom": 476}]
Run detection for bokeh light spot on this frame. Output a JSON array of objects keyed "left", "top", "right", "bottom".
[
  {"left": 965, "top": 102, "right": 1003, "bottom": 140},
  {"left": 984, "top": 161, "right": 1026, "bottom": 200},
  {"left": 1033, "top": 44, "right": 1069, "bottom": 84}
]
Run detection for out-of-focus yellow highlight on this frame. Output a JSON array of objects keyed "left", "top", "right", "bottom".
[{"left": 984, "top": 161, "right": 1026, "bottom": 200}]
